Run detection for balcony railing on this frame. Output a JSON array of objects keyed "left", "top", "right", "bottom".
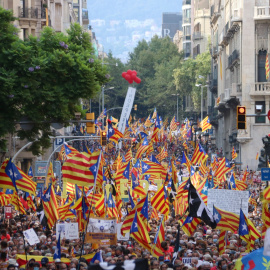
[
  {"left": 183, "top": 17, "right": 191, "bottom": 24},
  {"left": 18, "top": 7, "right": 38, "bottom": 19},
  {"left": 228, "top": 50, "right": 239, "bottom": 68},
  {"left": 250, "top": 82, "right": 270, "bottom": 96},
  {"left": 183, "top": 35, "right": 191, "bottom": 41},
  {"left": 193, "top": 31, "right": 202, "bottom": 40},
  {"left": 254, "top": 6, "right": 270, "bottom": 20}
]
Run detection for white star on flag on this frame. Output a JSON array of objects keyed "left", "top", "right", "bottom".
[
  {"left": 109, "top": 128, "right": 113, "bottom": 133},
  {"left": 242, "top": 224, "right": 247, "bottom": 231},
  {"left": 214, "top": 213, "right": 219, "bottom": 221},
  {"left": 9, "top": 169, "right": 13, "bottom": 177},
  {"left": 45, "top": 193, "right": 50, "bottom": 199}
]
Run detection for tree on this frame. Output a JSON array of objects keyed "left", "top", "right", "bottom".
[
  {"left": 127, "top": 36, "right": 183, "bottom": 119},
  {"left": 0, "top": 7, "right": 109, "bottom": 154},
  {"left": 173, "top": 50, "right": 211, "bottom": 116}
]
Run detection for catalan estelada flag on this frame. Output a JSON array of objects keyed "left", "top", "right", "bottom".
[
  {"left": 107, "top": 121, "right": 123, "bottom": 144},
  {"left": 42, "top": 184, "right": 59, "bottom": 229},
  {"left": 200, "top": 116, "right": 212, "bottom": 133},
  {"left": 62, "top": 151, "right": 99, "bottom": 187},
  {"left": 266, "top": 53, "right": 270, "bottom": 80},
  {"left": 152, "top": 216, "right": 165, "bottom": 258},
  {"left": 232, "top": 146, "right": 237, "bottom": 160}
]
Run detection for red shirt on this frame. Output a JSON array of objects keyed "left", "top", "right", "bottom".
[{"left": 1, "top": 234, "right": 10, "bottom": 241}]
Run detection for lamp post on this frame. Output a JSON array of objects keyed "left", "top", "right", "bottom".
[
  {"left": 100, "top": 86, "right": 114, "bottom": 129},
  {"left": 171, "top": 94, "right": 180, "bottom": 122}
]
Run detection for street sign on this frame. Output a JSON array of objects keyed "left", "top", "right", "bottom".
[
  {"left": 268, "top": 110, "right": 270, "bottom": 121},
  {"left": 261, "top": 168, "right": 270, "bottom": 181},
  {"left": 54, "top": 138, "right": 65, "bottom": 152}
]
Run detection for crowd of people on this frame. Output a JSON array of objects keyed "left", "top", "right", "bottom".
[{"left": 0, "top": 117, "right": 265, "bottom": 270}]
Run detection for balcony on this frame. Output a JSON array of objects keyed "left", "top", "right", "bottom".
[
  {"left": 231, "top": 8, "right": 242, "bottom": 22},
  {"left": 210, "top": 72, "right": 218, "bottom": 94},
  {"left": 183, "top": 35, "right": 191, "bottom": 42},
  {"left": 18, "top": 7, "right": 38, "bottom": 19},
  {"left": 82, "top": 10, "right": 89, "bottom": 24},
  {"left": 193, "top": 31, "right": 203, "bottom": 40},
  {"left": 183, "top": 17, "right": 191, "bottom": 24},
  {"left": 254, "top": 6, "right": 270, "bottom": 20},
  {"left": 231, "top": 83, "right": 242, "bottom": 97},
  {"left": 211, "top": 45, "right": 219, "bottom": 58},
  {"left": 228, "top": 50, "right": 239, "bottom": 70},
  {"left": 250, "top": 82, "right": 270, "bottom": 96}
]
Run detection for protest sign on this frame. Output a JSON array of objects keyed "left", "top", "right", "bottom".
[
  {"left": 4, "top": 206, "right": 12, "bottom": 219},
  {"left": 23, "top": 228, "right": 40, "bottom": 245},
  {"left": 56, "top": 223, "right": 66, "bottom": 239},
  {"left": 66, "top": 223, "right": 79, "bottom": 240},
  {"left": 207, "top": 189, "right": 249, "bottom": 215},
  {"left": 116, "top": 223, "right": 130, "bottom": 241},
  {"left": 86, "top": 217, "right": 117, "bottom": 247}
]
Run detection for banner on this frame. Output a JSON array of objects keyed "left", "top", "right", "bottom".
[
  {"left": 118, "top": 87, "right": 136, "bottom": 134},
  {"left": 86, "top": 217, "right": 117, "bottom": 247},
  {"left": 116, "top": 223, "right": 130, "bottom": 241},
  {"left": 207, "top": 189, "right": 249, "bottom": 215}
]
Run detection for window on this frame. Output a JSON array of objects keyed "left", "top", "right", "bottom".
[
  {"left": 255, "top": 101, "right": 265, "bottom": 123},
  {"left": 258, "top": 50, "right": 267, "bottom": 82}
]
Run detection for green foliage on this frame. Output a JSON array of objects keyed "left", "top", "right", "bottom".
[
  {"left": 173, "top": 50, "right": 211, "bottom": 112},
  {"left": 0, "top": 7, "right": 109, "bottom": 155}
]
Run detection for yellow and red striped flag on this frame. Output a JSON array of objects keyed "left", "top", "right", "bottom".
[
  {"left": 62, "top": 151, "right": 99, "bottom": 187},
  {"left": 232, "top": 146, "right": 237, "bottom": 160},
  {"left": 256, "top": 152, "right": 259, "bottom": 160},
  {"left": 152, "top": 216, "right": 165, "bottom": 258},
  {"left": 42, "top": 184, "right": 59, "bottom": 228},
  {"left": 200, "top": 116, "right": 212, "bottom": 133},
  {"left": 170, "top": 116, "right": 177, "bottom": 131},
  {"left": 266, "top": 53, "right": 270, "bottom": 80},
  {"left": 151, "top": 186, "right": 169, "bottom": 216}
]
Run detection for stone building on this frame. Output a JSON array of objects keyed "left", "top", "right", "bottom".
[{"left": 209, "top": 0, "right": 270, "bottom": 171}]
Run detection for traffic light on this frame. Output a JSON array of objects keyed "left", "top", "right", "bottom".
[
  {"left": 101, "top": 131, "right": 107, "bottom": 146},
  {"left": 134, "top": 104, "right": 137, "bottom": 111},
  {"left": 86, "top": 112, "right": 95, "bottom": 134},
  {"left": 258, "top": 148, "right": 266, "bottom": 170},
  {"left": 237, "top": 106, "right": 246, "bottom": 130}
]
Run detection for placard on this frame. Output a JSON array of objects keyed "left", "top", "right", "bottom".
[
  {"left": 56, "top": 223, "right": 67, "bottom": 239},
  {"left": 23, "top": 228, "right": 40, "bottom": 245},
  {"left": 56, "top": 223, "right": 79, "bottom": 240},
  {"left": 4, "top": 206, "right": 12, "bottom": 219},
  {"left": 207, "top": 189, "right": 249, "bottom": 215},
  {"left": 86, "top": 218, "right": 117, "bottom": 247},
  {"left": 116, "top": 223, "right": 130, "bottom": 241},
  {"left": 66, "top": 223, "right": 79, "bottom": 240}
]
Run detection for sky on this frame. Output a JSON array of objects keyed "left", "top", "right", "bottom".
[{"left": 87, "top": 0, "right": 182, "bottom": 62}]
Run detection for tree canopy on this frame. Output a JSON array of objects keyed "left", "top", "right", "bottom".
[{"left": 0, "top": 7, "right": 109, "bottom": 154}]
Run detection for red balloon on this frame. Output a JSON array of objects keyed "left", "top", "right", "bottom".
[
  {"left": 122, "top": 72, "right": 127, "bottom": 78},
  {"left": 131, "top": 73, "right": 137, "bottom": 80},
  {"left": 132, "top": 70, "right": 137, "bottom": 76},
  {"left": 125, "top": 74, "right": 131, "bottom": 81},
  {"left": 134, "top": 77, "right": 141, "bottom": 84},
  {"left": 128, "top": 79, "right": 133, "bottom": 84},
  {"left": 127, "top": 69, "right": 132, "bottom": 74}
]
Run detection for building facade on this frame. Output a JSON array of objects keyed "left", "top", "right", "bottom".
[
  {"left": 208, "top": 0, "right": 270, "bottom": 171},
  {"left": 162, "top": 12, "right": 182, "bottom": 40}
]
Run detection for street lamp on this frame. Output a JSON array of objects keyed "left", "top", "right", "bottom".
[
  {"left": 195, "top": 83, "right": 207, "bottom": 121},
  {"left": 171, "top": 94, "right": 180, "bottom": 122},
  {"left": 100, "top": 86, "right": 114, "bottom": 129}
]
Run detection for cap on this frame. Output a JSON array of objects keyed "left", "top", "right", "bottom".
[
  {"left": 41, "top": 257, "right": 49, "bottom": 265},
  {"left": 55, "top": 259, "right": 61, "bottom": 263}
]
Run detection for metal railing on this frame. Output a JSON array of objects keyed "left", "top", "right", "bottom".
[
  {"left": 193, "top": 32, "right": 202, "bottom": 40},
  {"left": 228, "top": 50, "right": 239, "bottom": 67},
  {"left": 18, "top": 7, "right": 38, "bottom": 19}
]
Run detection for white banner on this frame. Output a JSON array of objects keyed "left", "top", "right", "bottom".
[
  {"left": 207, "top": 189, "right": 249, "bottom": 215},
  {"left": 118, "top": 87, "right": 136, "bottom": 134},
  {"left": 23, "top": 228, "right": 40, "bottom": 245},
  {"left": 87, "top": 218, "right": 116, "bottom": 234},
  {"left": 56, "top": 223, "right": 79, "bottom": 240},
  {"left": 116, "top": 223, "right": 130, "bottom": 241}
]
